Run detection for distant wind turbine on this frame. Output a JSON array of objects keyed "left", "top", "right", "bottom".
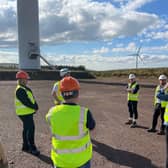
[{"left": 128, "top": 46, "right": 145, "bottom": 69}]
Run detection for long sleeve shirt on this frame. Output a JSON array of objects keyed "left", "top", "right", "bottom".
[
  {"left": 16, "top": 85, "right": 38, "bottom": 110},
  {"left": 127, "top": 82, "right": 140, "bottom": 94},
  {"left": 157, "top": 91, "right": 168, "bottom": 101}
]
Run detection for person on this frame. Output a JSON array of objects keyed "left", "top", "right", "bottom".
[
  {"left": 46, "top": 76, "right": 96, "bottom": 168},
  {"left": 51, "top": 68, "right": 70, "bottom": 105},
  {"left": 14, "top": 70, "right": 40, "bottom": 156},
  {"left": 148, "top": 74, "right": 168, "bottom": 135},
  {"left": 125, "top": 74, "right": 140, "bottom": 128},
  {"left": 0, "top": 142, "right": 8, "bottom": 168},
  {"left": 157, "top": 82, "right": 168, "bottom": 168}
]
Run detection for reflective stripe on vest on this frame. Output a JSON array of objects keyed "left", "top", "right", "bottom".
[
  {"left": 15, "top": 85, "right": 35, "bottom": 116},
  {"left": 53, "top": 141, "right": 91, "bottom": 154},
  {"left": 164, "top": 104, "right": 168, "bottom": 124},
  {"left": 127, "top": 82, "right": 139, "bottom": 101},
  {"left": 46, "top": 105, "right": 92, "bottom": 167},
  {"left": 48, "top": 107, "right": 87, "bottom": 141}
]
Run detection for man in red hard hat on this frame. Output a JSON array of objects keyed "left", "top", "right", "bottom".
[
  {"left": 15, "top": 70, "right": 40, "bottom": 156},
  {"left": 46, "top": 76, "right": 96, "bottom": 168}
]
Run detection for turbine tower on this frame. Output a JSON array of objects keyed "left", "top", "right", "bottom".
[
  {"left": 17, "top": 0, "right": 41, "bottom": 70},
  {"left": 129, "top": 46, "right": 144, "bottom": 69}
]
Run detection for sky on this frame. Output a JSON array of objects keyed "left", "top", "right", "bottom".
[{"left": 0, "top": 0, "right": 168, "bottom": 70}]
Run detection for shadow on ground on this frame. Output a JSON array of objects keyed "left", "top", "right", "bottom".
[{"left": 92, "top": 139, "right": 157, "bottom": 168}]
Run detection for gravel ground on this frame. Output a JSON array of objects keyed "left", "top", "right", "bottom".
[{"left": 0, "top": 78, "right": 166, "bottom": 168}]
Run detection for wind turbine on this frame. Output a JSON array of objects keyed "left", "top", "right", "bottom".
[{"left": 128, "top": 46, "right": 145, "bottom": 69}]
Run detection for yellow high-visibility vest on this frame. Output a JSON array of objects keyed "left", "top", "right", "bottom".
[
  {"left": 164, "top": 103, "right": 168, "bottom": 124},
  {"left": 154, "top": 85, "right": 168, "bottom": 108},
  {"left": 46, "top": 104, "right": 92, "bottom": 167},
  {"left": 15, "top": 85, "right": 35, "bottom": 116},
  {"left": 53, "top": 81, "right": 64, "bottom": 104},
  {"left": 127, "top": 82, "right": 139, "bottom": 101}
]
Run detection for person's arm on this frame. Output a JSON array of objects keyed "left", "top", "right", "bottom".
[
  {"left": 157, "top": 91, "right": 168, "bottom": 101},
  {"left": 16, "top": 88, "right": 38, "bottom": 110},
  {"left": 132, "top": 84, "right": 139, "bottom": 94},
  {"left": 51, "top": 83, "right": 61, "bottom": 104},
  {"left": 86, "top": 110, "right": 96, "bottom": 130}
]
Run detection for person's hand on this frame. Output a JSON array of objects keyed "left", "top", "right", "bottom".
[
  {"left": 127, "top": 88, "right": 132, "bottom": 92},
  {"left": 163, "top": 83, "right": 168, "bottom": 90}
]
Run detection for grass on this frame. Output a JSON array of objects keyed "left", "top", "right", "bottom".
[{"left": 90, "top": 67, "right": 168, "bottom": 78}]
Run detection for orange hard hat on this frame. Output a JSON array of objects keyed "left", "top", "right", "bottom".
[
  {"left": 60, "top": 76, "right": 80, "bottom": 92},
  {"left": 16, "top": 70, "right": 30, "bottom": 79}
]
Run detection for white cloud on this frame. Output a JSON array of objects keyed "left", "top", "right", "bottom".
[
  {"left": 123, "top": 0, "right": 154, "bottom": 11},
  {"left": 0, "top": 51, "right": 18, "bottom": 63},
  {"left": 39, "top": 0, "right": 158, "bottom": 43},
  {"left": 0, "top": 0, "right": 161, "bottom": 48},
  {"left": 92, "top": 47, "right": 109, "bottom": 54},
  {"left": 0, "top": 48, "right": 168, "bottom": 70}
]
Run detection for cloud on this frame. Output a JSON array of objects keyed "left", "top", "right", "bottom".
[
  {"left": 0, "top": 0, "right": 161, "bottom": 48},
  {"left": 123, "top": 0, "right": 154, "bottom": 11},
  {"left": 0, "top": 48, "right": 168, "bottom": 70},
  {"left": 92, "top": 47, "right": 109, "bottom": 54},
  {"left": 39, "top": 0, "right": 159, "bottom": 43}
]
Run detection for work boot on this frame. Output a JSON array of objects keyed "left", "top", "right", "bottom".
[
  {"left": 125, "top": 119, "right": 132, "bottom": 125},
  {"left": 130, "top": 121, "right": 137, "bottom": 128},
  {"left": 29, "top": 146, "right": 40, "bottom": 156},
  {"left": 22, "top": 145, "right": 29, "bottom": 152},
  {"left": 147, "top": 128, "right": 157, "bottom": 133},
  {"left": 30, "top": 148, "right": 40, "bottom": 156},
  {"left": 157, "top": 130, "right": 165, "bottom": 135}
]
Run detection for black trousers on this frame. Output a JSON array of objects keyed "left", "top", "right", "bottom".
[
  {"left": 128, "top": 100, "right": 138, "bottom": 119},
  {"left": 151, "top": 103, "right": 165, "bottom": 131},
  {"left": 19, "top": 113, "right": 36, "bottom": 149}
]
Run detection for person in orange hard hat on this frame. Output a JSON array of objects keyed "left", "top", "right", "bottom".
[
  {"left": 46, "top": 76, "right": 96, "bottom": 168},
  {"left": 14, "top": 70, "right": 40, "bottom": 156}
]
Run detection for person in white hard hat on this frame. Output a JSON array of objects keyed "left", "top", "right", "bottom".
[
  {"left": 51, "top": 68, "right": 70, "bottom": 105},
  {"left": 125, "top": 74, "right": 140, "bottom": 128},
  {"left": 156, "top": 76, "right": 168, "bottom": 167},
  {"left": 148, "top": 74, "right": 168, "bottom": 135}
]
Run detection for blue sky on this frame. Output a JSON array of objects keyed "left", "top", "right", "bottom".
[{"left": 0, "top": 0, "right": 168, "bottom": 70}]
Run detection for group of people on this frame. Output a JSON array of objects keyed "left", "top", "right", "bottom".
[
  {"left": 125, "top": 73, "right": 168, "bottom": 167},
  {"left": 1, "top": 69, "right": 168, "bottom": 167},
  {"left": 14, "top": 68, "right": 96, "bottom": 168}
]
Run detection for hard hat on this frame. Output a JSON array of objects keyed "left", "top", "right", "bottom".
[
  {"left": 129, "top": 74, "right": 136, "bottom": 79},
  {"left": 16, "top": 70, "right": 30, "bottom": 79},
  {"left": 60, "top": 68, "right": 70, "bottom": 77},
  {"left": 60, "top": 76, "right": 80, "bottom": 92},
  {"left": 158, "top": 74, "right": 167, "bottom": 80}
]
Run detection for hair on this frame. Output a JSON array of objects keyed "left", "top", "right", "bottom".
[{"left": 62, "top": 90, "right": 79, "bottom": 100}]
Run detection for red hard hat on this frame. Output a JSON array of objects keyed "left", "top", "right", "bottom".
[
  {"left": 60, "top": 76, "right": 80, "bottom": 92},
  {"left": 16, "top": 70, "right": 30, "bottom": 79}
]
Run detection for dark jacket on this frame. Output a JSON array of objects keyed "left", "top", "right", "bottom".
[{"left": 16, "top": 85, "right": 38, "bottom": 110}]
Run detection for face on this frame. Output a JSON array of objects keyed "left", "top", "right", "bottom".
[
  {"left": 159, "top": 79, "right": 166, "bottom": 86},
  {"left": 129, "top": 78, "right": 135, "bottom": 83},
  {"left": 19, "top": 78, "right": 28, "bottom": 85}
]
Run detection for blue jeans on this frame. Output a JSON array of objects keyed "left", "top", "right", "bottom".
[{"left": 54, "top": 160, "right": 91, "bottom": 168}]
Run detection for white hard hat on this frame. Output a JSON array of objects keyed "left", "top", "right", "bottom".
[
  {"left": 158, "top": 74, "right": 167, "bottom": 80},
  {"left": 129, "top": 74, "right": 136, "bottom": 79},
  {"left": 60, "top": 68, "right": 70, "bottom": 77}
]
